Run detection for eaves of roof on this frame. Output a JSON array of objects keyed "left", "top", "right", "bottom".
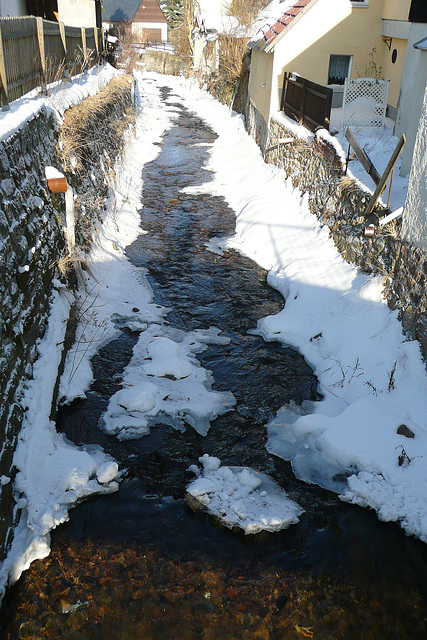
[{"left": 250, "top": 0, "right": 318, "bottom": 54}]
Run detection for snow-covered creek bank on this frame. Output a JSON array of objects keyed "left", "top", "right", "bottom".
[{"left": 2, "top": 73, "right": 427, "bottom": 638}]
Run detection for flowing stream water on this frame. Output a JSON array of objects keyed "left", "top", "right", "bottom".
[{"left": 2, "top": 86, "right": 427, "bottom": 639}]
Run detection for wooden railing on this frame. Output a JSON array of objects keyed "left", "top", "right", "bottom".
[
  {"left": 281, "top": 72, "right": 333, "bottom": 132},
  {"left": 0, "top": 16, "right": 104, "bottom": 108}
]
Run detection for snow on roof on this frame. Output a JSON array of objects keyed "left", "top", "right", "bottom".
[{"left": 250, "top": 0, "right": 315, "bottom": 51}]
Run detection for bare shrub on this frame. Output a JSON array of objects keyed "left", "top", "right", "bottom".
[
  {"left": 226, "top": 0, "right": 270, "bottom": 27},
  {"left": 171, "top": 0, "right": 199, "bottom": 74},
  {"left": 117, "top": 31, "right": 141, "bottom": 73}
]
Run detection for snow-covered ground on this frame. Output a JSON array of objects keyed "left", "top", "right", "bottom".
[
  {"left": 1, "top": 62, "right": 426, "bottom": 597},
  {"left": 330, "top": 107, "right": 408, "bottom": 212}
]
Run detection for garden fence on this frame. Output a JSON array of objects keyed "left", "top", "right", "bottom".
[
  {"left": 0, "top": 16, "right": 104, "bottom": 108},
  {"left": 281, "top": 72, "right": 333, "bottom": 132},
  {"left": 341, "top": 77, "right": 390, "bottom": 129}
]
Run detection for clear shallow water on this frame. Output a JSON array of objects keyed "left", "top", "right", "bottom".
[{"left": 2, "top": 85, "right": 427, "bottom": 639}]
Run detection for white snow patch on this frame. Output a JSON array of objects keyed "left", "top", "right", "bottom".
[
  {"left": 187, "top": 454, "right": 304, "bottom": 534},
  {"left": 103, "top": 325, "right": 235, "bottom": 439}
]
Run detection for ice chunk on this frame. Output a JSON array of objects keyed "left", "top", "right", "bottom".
[
  {"left": 114, "top": 383, "right": 158, "bottom": 413},
  {"left": 102, "top": 324, "right": 235, "bottom": 439},
  {"left": 186, "top": 455, "right": 304, "bottom": 534}
]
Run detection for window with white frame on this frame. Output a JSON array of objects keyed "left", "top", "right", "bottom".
[{"left": 328, "top": 55, "right": 352, "bottom": 85}]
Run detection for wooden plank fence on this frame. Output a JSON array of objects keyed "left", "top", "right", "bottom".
[
  {"left": 0, "top": 16, "right": 104, "bottom": 108},
  {"left": 281, "top": 72, "right": 332, "bottom": 132}
]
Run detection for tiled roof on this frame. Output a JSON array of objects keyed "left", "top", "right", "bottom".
[
  {"left": 102, "top": 0, "right": 167, "bottom": 24},
  {"left": 134, "top": 0, "right": 167, "bottom": 24},
  {"left": 252, "top": 0, "right": 315, "bottom": 51}
]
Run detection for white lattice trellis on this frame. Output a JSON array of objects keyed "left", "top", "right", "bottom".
[{"left": 341, "top": 77, "right": 390, "bottom": 129}]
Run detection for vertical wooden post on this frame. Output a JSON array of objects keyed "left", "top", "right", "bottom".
[
  {"left": 36, "top": 16, "right": 46, "bottom": 87},
  {"left": 300, "top": 77, "right": 307, "bottom": 126},
  {"left": 81, "top": 27, "right": 87, "bottom": 63},
  {"left": 280, "top": 72, "right": 287, "bottom": 112},
  {"left": 324, "top": 86, "right": 332, "bottom": 130},
  {"left": 94, "top": 28, "right": 99, "bottom": 57},
  {"left": 0, "top": 23, "right": 9, "bottom": 110},
  {"left": 59, "top": 21, "right": 67, "bottom": 62}
]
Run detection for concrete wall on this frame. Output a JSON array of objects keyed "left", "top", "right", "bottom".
[
  {"left": 395, "top": 23, "right": 427, "bottom": 176},
  {"left": 248, "top": 48, "right": 274, "bottom": 124},
  {"left": 381, "top": 36, "right": 407, "bottom": 113},
  {"left": 143, "top": 49, "right": 186, "bottom": 75},
  {"left": 402, "top": 85, "right": 427, "bottom": 251}
]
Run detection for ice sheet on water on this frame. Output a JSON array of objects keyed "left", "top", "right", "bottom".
[
  {"left": 102, "top": 324, "right": 235, "bottom": 439},
  {"left": 187, "top": 454, "right": 304, "bottom": 534},
  {"left": 266, "top": 401, "right": 360, "bottom": 492},
  {"left": 204, "top": 236, "right": 230, "bottom": 256}
]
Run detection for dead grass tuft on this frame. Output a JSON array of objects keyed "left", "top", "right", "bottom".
[
  {"left": 59, "top": 74, "right": 135, "bottom": 254},
  {"left": 60, "top": 74, "right": 134, "bottom": 174},
  {"left": 339, "top": 175, "right": 361, "bottom": 196}
]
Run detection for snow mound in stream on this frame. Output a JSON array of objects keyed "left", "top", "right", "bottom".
[
  {"left": 102, "top": 325, "right": 236, "bottom": 439},
  {"left": 187, "top": 455, "right": 304, "bottom": 534}
]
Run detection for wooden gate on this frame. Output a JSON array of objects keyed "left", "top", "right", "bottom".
[{"left": 281, "top": 72, "right": 332, "bottom": 132}]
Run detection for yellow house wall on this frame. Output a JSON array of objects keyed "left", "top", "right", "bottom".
[
  {"left": 381, "top": 0, "right": 411, "bottom": 21},
  {"left": 267, "top": 0, "right": 386, "bottom": 116},
  {"left": 248, "top": 47, "right": 274, "bottom": 122}
]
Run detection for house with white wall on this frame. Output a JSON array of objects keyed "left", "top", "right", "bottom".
[
  {"left": 392, "top": 0, "right": 427, "bottom": 176},
  {"left": 102, "top": 0, "right": 168, "bottom": 42},
  {"left": 0, "top": 0, "right": 101, "bottom": 27},
  {"left": 0, "top": 0, "right": 26, "bottom": 17}
]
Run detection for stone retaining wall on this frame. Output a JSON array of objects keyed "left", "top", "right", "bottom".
[
  {"left": 246, "top": 101, "right": 427, "bottom": 360},
  {"left": 0, "top": 76, "right": 135, "bottom": 564},
  {"left": 0, "top": 109, "right": 65, "bottom": 561},
  {"left": 143, "top": 50, "right": 185, "bottom": 76}
]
